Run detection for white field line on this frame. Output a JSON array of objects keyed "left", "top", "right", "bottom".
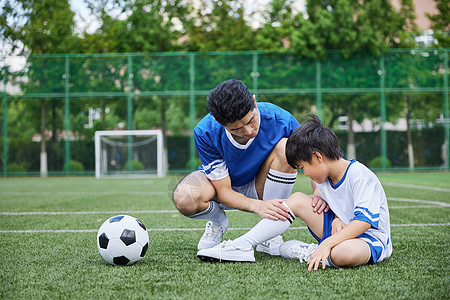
[
  {"left": 383, "top": 182, "right": 450, "bottom": 193},
  {"left": 1, "top": 223, "right": 449, "bottom": 234},
  {"left": 0, "top": 191, "right": 167, "bottom": 196},
  {"left": 1, "top": 197, "right": 448, "bottom": 216}
]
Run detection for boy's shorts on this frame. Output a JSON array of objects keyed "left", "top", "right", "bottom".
[{"left": 307, "top": 210, "right": 381, "bottom": 264}]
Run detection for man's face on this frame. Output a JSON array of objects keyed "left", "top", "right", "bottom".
[{"left": 224, "top": 107, "right": 260, "bottom": 140}]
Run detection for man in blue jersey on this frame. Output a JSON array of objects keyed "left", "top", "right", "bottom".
[{"left": 173, "top": 80, "right": 328, "bottom": 254}]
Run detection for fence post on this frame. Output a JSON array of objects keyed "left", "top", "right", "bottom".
[
  {"left": 189, "top": 53, "right": 196, "bottom": 171},
  {"left": 127, "top": 55, "right": 133, "bottom": 170},
  {"left": 444, "top": 50, "right": 449, "bottom": 171},
  {"left": 316, "top": 60, "right": 322, "bottom": 119},
  {"left": 64, "top": 55, "right": 70, "bottom": 174},
  {"left": 2, "top": 68, "right": 7, "bottom": 176},
  {"left": 379, "top": 52, "right": 387, "bottom": 170},
  {"left": 252, "top": 52, "right": 259, "bottom": 99}
]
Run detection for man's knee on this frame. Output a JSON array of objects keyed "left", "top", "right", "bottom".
[{"left": 172, "top": 171, "right": 215, "bottom": 216}]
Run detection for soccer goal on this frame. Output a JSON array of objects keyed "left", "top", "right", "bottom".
[{"left": 95, "top": 130, "right": 166, "bottom": 178}]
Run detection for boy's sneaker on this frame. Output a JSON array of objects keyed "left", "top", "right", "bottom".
[
  {"left": 197, "top": 240, "right": 255, "bottom": 263},
  {"left": 279, "top": 240, "right": 318, "bottom": 262},
  {"left": 197, "top": 220, "right": 229, "bottom": 250},
  {"left": 255, "top": 235, "right": 284, "bottom": 256}
]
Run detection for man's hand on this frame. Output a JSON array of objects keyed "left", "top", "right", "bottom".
[
  {"left": 310, "top": 195, "right": 329, "bottom": 214},
  {"left": 255, "top": 199, "right": 290, "bottom": 221},
  {"left": 332, "top": 217, "right": 346, "bottom": 235}
]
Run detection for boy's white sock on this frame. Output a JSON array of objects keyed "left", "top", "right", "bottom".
[
  {"left": 232, "top": 202, "right": 295, "bottom": 249},
  {"left": 263, "top": 169, "right": 297, "bottom": 200},
  {"left": 188, "top": 201, "right": 228, "bottom": 226}
]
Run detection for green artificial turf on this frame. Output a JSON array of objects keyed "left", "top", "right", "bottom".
[{"left": 0, "top": 173, "right": 449, "bottom": 299}]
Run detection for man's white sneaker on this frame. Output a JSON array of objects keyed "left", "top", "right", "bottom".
[
  {"left": 197, "top": 220, "right": 229, "bottom": 250},
  {"left": 255, "top": 235, "right": 284, "bottom": 256},
  {"left": 279, "top": 240, "right": 318, "bottom": 262},
  {"left": 197, "top": 240, "right": 255, "bottom": 263}
]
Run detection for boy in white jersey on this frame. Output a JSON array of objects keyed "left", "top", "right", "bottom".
[
  {"left": 197, "top": 114, "right": 392, "bottom": 270},
  {"left": 173, "top": 81, "right": 328, "bottom": 253}
]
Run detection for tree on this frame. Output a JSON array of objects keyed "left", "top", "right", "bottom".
[
  {"left": 427, "top": 0, "right": 449, "bottom": 47},
  {"left": 255, "top": 0, "right": 296, "bottom": 51},
  {"left": 1, "top": 0, "right": 80, "bottom": 175},
  {"left": 186, "top": 0, "right": 255, "bottom": 51},
  {"left": 288, "top": 0, "right": 418, "bottom": 161}
]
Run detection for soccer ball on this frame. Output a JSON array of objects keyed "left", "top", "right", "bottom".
[{"left": 97, "top": 215, "right": 149, "bottom": 266}]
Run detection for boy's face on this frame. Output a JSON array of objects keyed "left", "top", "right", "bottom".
[
  {"left": 224, "top": 107, "right": 260, "bottom": 140},
  {"left": 298, "top": 154, "right": 328, "bottom": 184}
]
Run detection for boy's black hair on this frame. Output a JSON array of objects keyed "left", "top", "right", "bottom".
[
  {"left": 286, "top": 114, "right": 344, "bottom": 168},
  {"left": 207, "top": 79, "right": 255, "bottom": 126}
]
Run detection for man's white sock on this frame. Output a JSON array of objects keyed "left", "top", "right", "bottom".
[
  {"left": 263, "top": 169, "right": 297, "bottom": 200},
  {"left": 188, "top": 201, "right": 227, "bottom": 226},
  {"left": 232, "top": 202, "right": 295, "bottom": 249}
]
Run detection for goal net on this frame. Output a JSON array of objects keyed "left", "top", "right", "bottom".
[{"left": 95, "top": 130, "right": 165, "bottom": 178}]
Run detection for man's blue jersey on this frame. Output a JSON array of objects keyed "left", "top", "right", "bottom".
[{"left": 194, "top": 102, "right": 299, "bottom": 187}]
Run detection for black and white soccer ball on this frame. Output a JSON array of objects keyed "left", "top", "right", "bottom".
[{"left": 97, "top": 215, "right": 149, "bottom": 266}]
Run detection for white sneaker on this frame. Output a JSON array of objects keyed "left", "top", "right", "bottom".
[
  {"left": 279, "top": 240, "right": 318, "bottom": 262},
  {"left": 197, "top": 220, "right": 229, "bottom": 250},
  {"left": 255, "top": 235, "right": 284, "bottom": 256},
  {"left": 197, "top": 240, "right": 255, "bottom": 263}
]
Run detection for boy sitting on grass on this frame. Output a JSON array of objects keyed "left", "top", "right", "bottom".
[{"left": 197, "top": 114, "right": 392, "bottom": 271}]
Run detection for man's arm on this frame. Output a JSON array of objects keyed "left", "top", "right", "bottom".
[{"left": 210, "top": 176, "right": 290, "bottom": 221}]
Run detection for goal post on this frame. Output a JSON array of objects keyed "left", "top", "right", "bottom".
[{"left": 95, "top": 130, "right": 166, "bottom": 178}]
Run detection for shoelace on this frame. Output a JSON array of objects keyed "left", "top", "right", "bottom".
[{"left": 218, "top": 240, "right": 233, "bottom": 262}]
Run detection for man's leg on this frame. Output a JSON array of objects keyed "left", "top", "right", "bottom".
[
  {"left": 173, "top": 171, "right": 228, "bottom": 250},
  {"left": 255, "top": 138, "right": 298, "bottom": 200}
]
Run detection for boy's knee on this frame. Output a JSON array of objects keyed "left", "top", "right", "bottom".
[
  {"left": 330, "top": 240, "right": 370, "bottom": 267},
  {"left": 285, "top": 192, "right": 313, "bottom": 213}
]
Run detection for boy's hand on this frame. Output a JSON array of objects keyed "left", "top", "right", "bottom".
[
  {"left": 332, "top": 217, "right": 346, "bottom": 235},
  {"left": 307, "top": 241, "right": 331, "bottom": 271},
  {"left": 310, "top": 195, "right": 329, "bottom": 214}
]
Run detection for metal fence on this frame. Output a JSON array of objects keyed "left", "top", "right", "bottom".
[{"left": 1, "top": 49, "right": 449, "bottom": 176}]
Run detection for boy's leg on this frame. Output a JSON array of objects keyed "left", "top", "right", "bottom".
[
  {"left": 254, "top": 138, "right": 298, "bottom": 255},
  {"left": 285, "top": 193, "right": 372, "bottom": 268},
  {"left": 197, "top": 193, "right": 322, "bottom": 262},
  {"left": 329, "top": 239, "right": 371, "bottom": 268},
  {"left": 173, "top": 171, "right": 229, "bottom": 250}
]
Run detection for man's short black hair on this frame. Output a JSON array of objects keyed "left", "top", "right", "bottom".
[
  {"left": 286, "top": 114, "right": 344, "bottom": 168},
  {"left": 207, "top": 79, "right": 255, "bottom": 126}
]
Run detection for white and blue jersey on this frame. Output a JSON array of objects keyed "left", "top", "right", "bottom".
[
  {"left": 315, "top": 160, "right": 392, "bottom": 264},
  {"left": 194, "top": 102, "right": 299, "bottom": 187}
]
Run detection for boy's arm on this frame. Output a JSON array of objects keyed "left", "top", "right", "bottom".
[{"left": 307, "top": 220, "right": 371, "bottom": 271}]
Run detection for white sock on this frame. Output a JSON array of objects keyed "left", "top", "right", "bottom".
[
  {"left": 263, "top": 169, "right": 297, "bottom": 200},
  {"left": 232, "top": 202, "right": 295, "bottom": 249},
  {"left": 188, "top": 201, "right": 227, "bottom": 226}
]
